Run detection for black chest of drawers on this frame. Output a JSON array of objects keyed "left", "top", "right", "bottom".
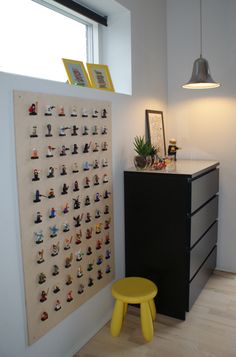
[{"left": 124, "top": 160, "right": 219, "bottom": 320}]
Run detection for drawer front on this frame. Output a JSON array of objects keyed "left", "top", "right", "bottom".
[
  {"left": 190, "top": 222, "right": 218, "bottom": 280},
  {"left": 188, "top": 246, "right": 217, "bottom": 310},
  {"left": 190, "top": 195, "right": 218, "bottom": 247},
  {"left": 191, "top": 169, "right": 219, "bottom": 213}
]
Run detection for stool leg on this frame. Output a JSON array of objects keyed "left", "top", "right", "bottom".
[
  {"left": 110, "top": 299, "right": 124, "bottom": 337},
  {"left": 148, "top": 299, "right": 156, "bottom": 321},
  {"left": 123, "top": 303, "right": 128, "bottom": 319},
  {"left": 140, "top": 302, "right": 153, "bottom": 342}
]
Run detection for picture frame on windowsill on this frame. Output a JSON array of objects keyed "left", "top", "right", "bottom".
[
  {"left": 86, "top": 63, "right": 115, "bottom": 92},
  {"left": 62, "top": 58, "right": 92, "bottom": 87}
]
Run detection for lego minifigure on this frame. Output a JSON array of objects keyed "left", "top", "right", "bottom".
[
  {"left": 101, "top": 109, "right": 107, "bottom": 118},
  {"left": 102, "top": 158, "right": 108, "bottom": 167},
  {"left": 93, "top": 160, "right": 99, "bottom": 169},
  {"left": 40, "top": 289, "right": 49, "bottom": 303},
  {"left": 65, "top": 253, "right": 73, "bottom": 268},
  {"left": 104, "top": 205, "right": 109, "bottom": 215},
  {"left": 58, "top": 106, "right": 65, "bottom": 116},
  {"left": 94, "top": 174, "right": 99, "bottom": 186},
  {"left": 72, "top": 143, "right": 78, "bottom": 155},
  {"left": 73, "top": 196, "right": 80, "bottom": 210},
  {"left": 77, "top": 266, "right": 83, "bottom": 278},
  {"left": 28, "top": 103, "right": 37, "bottom": 115},
  {"left": 93, "top": 142, "right": 99, "bottom": 152},
  {"left": 102, "top": 142, "right": 108, "bottom": 151},
  {"left": 33, "top": 189, "right": 43, "bottom": 203},
  {"left": 73, "top": 180, "right": 79, "bottom": 192},
  {"left": 70, "top": 107, "right": 77, "bottom": 117},
  {"left": 32, "top": 169, "right": 40, "bottom": 181},
  {"left": 67, "top": 291, "right": 73, "bottom": 302},
  {"left": 83, "top": 142, "right": 91, "bottom": 153},
  {"left": 82, "top": 125, "right": 89, "bottom": 135},
  {"left": 52, "top": 264, "right": 59, "bottom": 276},
  {"left": 95, "top": 223, "right": 102, "bottom": 234},
  {"left": 61, "top": 183, "right": 69, "bottom": 195},
  {"left": 45, "top": 105, "right": 55, "bottom": 116},
  {"left": 66, "top": 275, "right": 72, "bottom": 285},
  {"left": 105, "top": 265, "right": 111, "bottom": 273},
  {"left": 49, "top": 225, "right": 59, "bottom": 238},
  {"left": 95, "top": 209, "right": 101, "bottom": 218},
  {"left": 103, "top": 174, "right": 108, "bottom": 183},
  {"left": 31, "top": 148, "right": 39, "bottom": 159},
  {"left": 104, "top": 190, "right": 111, "bottom": 199},
  {"left": 101, "top": 126, "right": 108, "bottom": 135},
  {"left": 54, "top": 299, "right": 61, "bottom": 311},
  {"left": 47, "top": 166, "right": 55, "bottom": 178},
  {"left": 35, "top": 211, "right": 42, "bottom": 224},
  {"left": 73, "top": 214, "right": 83, "bottom": 227},
  {"left": 88, "top": 277, "right": 94, "bottom": 287},
  {"left": 168, "top": 138, "right": 181, "bottom": 161},
  {"left": 75, "top": 249, "right": 84, "bottom": 262},
  {"left": 35, "top": 230, "right": 44, "bottom": 244},
  {"left": 60, "top": 165, "right": 67, "bottom": 176},
  {"left": 62, "top": 203, "right": 69, "bottom": 214},
  {"left": 82, "top": 108, "right": 88, "bottom": 117},
  {"left": 105, "top": 249, "right": 111, "bottom": 259},
  {"left": 97, "top": 270, "right": 103, "bottom": 280},
  {"left": 86, "top": 246, "right": 92, "bottom": 255},
  {"left": 84, "top": 177, "right": 90, "bottom": 188},
  {"left": 53, "top": 285, "right": 60, "bottom": 294},
  {"left": 86, "top": 228, "right": 93, "bottom": 239},
  {"left": 30, "top": 126, "right": 38, "bottom": 138},
  {"left": 63, "top": 223, "right": 70, "bottom": 232},
  {"left": 92, "top": 125, "right": 98, "bottom": 135},
  {"left": 104, "top": 234, "right": 110, "bottom": 245},
  {"left": 60, "top": 145, "right": 69, "bottom": 156},
  {"left": 41, "top": 312, "right": 48, "bottom": 321},
  {"left": 59, "top": 126, "right": 70, "bottom": 136},
  {"left": 51, "top": 242, "right": 59, "bottom": 257},
  {"left": 71, "top": 125, "right": 79, "bottom": 136},
  {"left": 48, "top": 188, "right": 55, "bottom": 199},
  {"left": 45, "top": 124, "right": 52, "bottom": 137},
  {"left": 87, "top": 262, "right": 94, "bottom": 271},
  {"left": 85, "top": 212, "right": 91, "bottom": 223},
  {"left": 104, "top": 218, "right": 111, "bottom": 230},
  {"left": 94, "top": 192, "right": 101, "bottom": 202},
  {"left": 92, "top": 109, "right": 98, "bottom": 118},
  {"left": 85, "top": 195, "right": 90, "bottom": 206},
  {"left": 96, "top": 240, "right": 102, "bottom": 250},
  {"left": 38, "top": 272, "right": 46, "bottom": 284},
  {"left": 75, "top": 230, "right": 82, "bottom": 245},
  {"left": 46, "top": 145, "right": 55, "bottom": 158},
  {"left": 49, "top": 207, "right": 56, "bottom": 218},
  {"left": 64, "top": 236, "right": 72, "bottom": 250},
  {"left": 83, "top": 161, "right": 90, "bottom": 171},
  {"left": 72, "top": 162, "right": 79, "bottom": 173},
  {"left": 37, "top": 249, "right": 44, "bottom": 264},
  {"left": 96, "top": 255, "right": 103, "bottom": 265},
  {"left": 78, "top": 284, "right": 84, "bottom": 294}
]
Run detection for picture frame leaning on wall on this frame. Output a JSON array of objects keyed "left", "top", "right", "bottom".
[
  {"left": 146, "top": 110, "right": 166, "bottom": 159},
  {"left": 62, "top": 58, "right": 92, "bottom": 87},
  {"left": 86, "top": 63, "right": 115, "bottom": 92}
]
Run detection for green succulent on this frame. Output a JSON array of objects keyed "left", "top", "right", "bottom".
[{"left": 133, "top": 136, "right": 157, "bottom": 156}]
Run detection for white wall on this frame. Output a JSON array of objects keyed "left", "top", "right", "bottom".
[
  {"left": 0, "top": 1, "right": 167, "bottom": 356},
  {"left": 167, "top": 0, "right": 236, "bottom": 272}
]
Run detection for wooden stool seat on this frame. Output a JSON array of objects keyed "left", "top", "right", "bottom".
[{"left": 110, "top": 277, "right": 158, "bottom": 342}]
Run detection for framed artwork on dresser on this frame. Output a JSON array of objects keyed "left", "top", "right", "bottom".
[{"left": 146, "top": 110, "right": 166, "bottom": 158}]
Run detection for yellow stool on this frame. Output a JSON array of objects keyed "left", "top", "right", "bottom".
[{"left": 110, "top": 277, "right": 158, "bottom": 342}]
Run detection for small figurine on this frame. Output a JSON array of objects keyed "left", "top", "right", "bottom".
[
  {"left": 85, "top": 195, "right": 90, "bottom": 206},
  {"left": 49, "top": 207, "right": 56, "bottom": 219},
  {"left": 47, "top": 166, "right": 55, "bottom": 178},
  {"left": 77, "top": 266, "right": 83, "bottom": 278},
  {"left": 102, "top": 158, "right": 108, "bottom": 167},
  {"left": 65, "top": 253, "right": 73, "bottom": 268},
  {"left": 46, "top": 145, "right": 56, "bottom": 158},
  {"left": 67, "top": 291, "right": 73, "bottom": 302},
  {"left": 75, "top": 230, "right": 82, "bottom": 245},
  {"left": 97, "top": 270, "right": 103, "bottom": 280},
  {"left": 51, "top": 242, "right": 60, "bottom": 257},
  {"left": 96, "top": 240, "right": 102, "bottom": 250},
  {"left": 73, "top": 196, "right": 80, "bottom": 210},
  {"left": 52, "top": 264, "right": 59, "bottom": 276},
  {"left": 64, "top": 236, "right": 72, "bottom": 250},
  {"left": 75, "top": 249, "right": 84, "bottom": 262},
  {"left": 28, "top": 103, "right": 37, "bottom": 116},
  {"left": 95, "top": 223, "right": 102, "bottom": 234},
  {"left": 48, "top": 188, "right": 55, "bottom": 199},
  {"left": 38, "top": 272, "right": 46, "bottom": 284},
  {"left": 82, "top": 126, "right": 89, "bottom": 135},
  {"left": 41, "top": 312, "right": 48, "bottom": 321},
  {"left": 92, "top": 125, "right": 98, "bottom": 135},
  {"left": 93, "top": 142, "right": 99, "bottom": 152},
  {"left": 60, "top": 145, "right": 70, "bottom": 156},
  {"left": 95, "top": 209, "right": 101, "bottom": 218},
  {"left": 37, "top": 249, "right": 44, "bottom": 264},
  {"left": 94, "top": 174, "right": 99, "bottom": 186},
  {"left": 96, "top": 255, "right": 103, "bottom": 265},
  {"left": 72, "top": 143, "right": 78, "bottom": 155},
  {"left": 102, "top": 142, "right": 108, "bottom": 151},
  {"left": 49, "top": 225, "right": 59, "bottom": 238},
  {"left": 72, "top": 162, "right": 79, "bottom": 173},
  {"left": 45, "top": 124, "right": 52, "bottom": 137},
  {"left": 32, "top": 169, "right": 40, "bottom": 181},
  {"left": 35, "top": 211, "right": 42, "bottom": 224},
  {"left": 93, "top": 160, "right": 99, "bottom": 169},
  {"left": 81, "top": 108, "right": 88, "bottom": 117},
  {"left": 78, "top": 284, "right": 84, "bottom": 294},
  {"left": 73, "top": 214, "right": 83, "bottom": 227},
  {"left": 85, "top": 212, "right": 91, "bottom": 223},
  {"left": 94, "top": 192, "right": 101, "bottom": 202},
  {"left": 71, "top": 125, "right": 79, "bottom": 136},
  {"left": 63, "top": 222, "right": 70, "bottom": 232},
  {"left": 86, "top": 246, "right": 92, "bottom": 255},
  {"left": 53, "top": 285, "right": 60, "bottom": 294},
  {"left": 58, "top": 106, "right": 65, "bottom": 116},
  {"left": 83, "top": 142, "right": 91, "bottom": 153},
  {"left": 86, "top": 228, "right": 93, "bottom": 239},
  {"left": 104, "top": 205, "right": 109, "bottom": 215},
  {"left": 105, "top": 249, "right": 111, "bottom": 259},
  {"left": 35, "top": 230, "right": 44, "bottom": 244},
  {"left": 33, "top": 189, "right": 44, "bottom": 203},
  {"left": 73, "top": 180, "right": 79, "bottom": 192},
  {"left": 70, "top": 107, "right": 77, "bottom": 117},
  {"left": 40, "top": 289, "right": 49, "bottom": 303},
  {"left": 104, "top": 234, "right": 110, "bottom": 245},
  {"left": 104, "top": 218, "right": 111, "bottom": 230},
  {"left": 61, "top": 183, "right": 69, "bottom": 195},
  {"left": 88, "top": 277, "right": 94, "bottom": 287},
  {"left": 31, "top": 148, "right": 39, "bottom": 160},
  {"left": 66, "top": 275, "right": 72, "bottom": 285},
  {"left": 103, "top": 174, "right": 108, "bottom": 183},
  {"left": 83, "top": 161, "right": 90, "bottom": 171},
  {"left": 105, "top": 265, "right": 111, "bottom": 274},
  {"left": 84, "top": 177, "right": 90, "bottom": 188},
  {"left": 168, "top": 138, "right": 180, "bottom": 161},
  {"left": 54, "top": 299, "right": 61, "bottom": 311},
  {"left": 45, "top": 105, "right": 55, "bottom": 116},
  {"left": 60, "top": 165, "right": 67, "bottom": 176},
  {"left": 104, "top": 190, "right": 111, "bottom": 199},
  {"left": 30, "top": 126, "right": 38, "bottom": 138},
  {"left": 87, "top": 262, "right": 94, "bottom": 271},
  {"left": 92, "top": 109, "right": 98, "bottom": 118},
  {"left": 59, "top": 126, "right": 70, "bottom": 136},
  {"left": 101, "top": 109, "right": 107, "bottom": 118},
  {"left": 62, "top": 203, "right": 69, "bottom": 214},
  {"left": 101, "top": 126, "right": 108, "bottom": 135}
]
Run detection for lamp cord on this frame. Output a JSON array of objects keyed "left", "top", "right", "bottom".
[{"left": 200, "top": 0, "right": 202, "bottom": 57}]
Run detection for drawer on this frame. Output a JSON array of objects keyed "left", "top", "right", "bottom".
[
  {"left": 190, "top": 222, "right": 217, "bottom": 280},
  {"left": 190, "top": 195, "right": 218, "bottom": 247},
  {"left": 188, "top": 246, "right": 217, "bottom": 310},
  {"left": 191, "top": 169, "right": 219, "bottom": 213}
]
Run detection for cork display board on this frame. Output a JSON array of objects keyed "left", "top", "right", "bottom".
[{"left": 13, "top": 90, "right": 114, "bottom": 345}]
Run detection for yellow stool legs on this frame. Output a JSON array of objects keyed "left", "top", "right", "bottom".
[
  {"left": 110, "top": 299, "right": 124, "bottom": 337},
  {"left": 140, "top": 301, "right": 154, "bottom": 342}
]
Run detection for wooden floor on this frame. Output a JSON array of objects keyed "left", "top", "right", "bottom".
[{"left": 75, "top": 271, "right": 236, "bottom": 357}]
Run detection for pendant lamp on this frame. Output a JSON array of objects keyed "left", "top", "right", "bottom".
[{"left": 182, "top": 0, "right": 220, "bottom": 89}]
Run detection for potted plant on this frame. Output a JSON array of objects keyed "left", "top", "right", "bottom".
[{"left": 133, "top": 136, "right": 157, "bottom": 169}]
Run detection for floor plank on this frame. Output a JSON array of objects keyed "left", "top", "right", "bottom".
[{"left": 75, "top": 271, "right": 236, "bottom": 357}]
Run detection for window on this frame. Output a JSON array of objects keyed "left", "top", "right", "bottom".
[{"left": 0, "top": 0, "right": 98, "bottom": 82}]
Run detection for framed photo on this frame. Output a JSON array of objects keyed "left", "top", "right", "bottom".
[
  {"left": 62, "top": 58, "right": 92, "bottom": 87},
  {"left": 86, "top": 63, "right": 115, "bottom": 92},
  {"left": 146, "top": 110, "right": 166, "bottom": 158}
]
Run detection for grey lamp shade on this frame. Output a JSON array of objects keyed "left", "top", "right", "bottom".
[{"left": 182, "top": 57, "right": 220, "bottom": 89}]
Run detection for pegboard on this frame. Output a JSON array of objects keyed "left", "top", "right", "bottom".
[{"left": 13, "top": 91, "right": 114, "bottom": 345}]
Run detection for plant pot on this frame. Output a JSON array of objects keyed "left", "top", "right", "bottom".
[{"left": 134, "top": 155, "right": 152, "bottom": 170}]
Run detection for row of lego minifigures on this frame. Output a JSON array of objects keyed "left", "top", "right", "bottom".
[
  {"left": 29, "top": 103, "right": 108, "bottom": 119},
  {"left": 31, "top": 141, "right": 108, "bottom": 159},
  {"left": 30, "top": 124, "right": 108, "bottom": 138}
]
